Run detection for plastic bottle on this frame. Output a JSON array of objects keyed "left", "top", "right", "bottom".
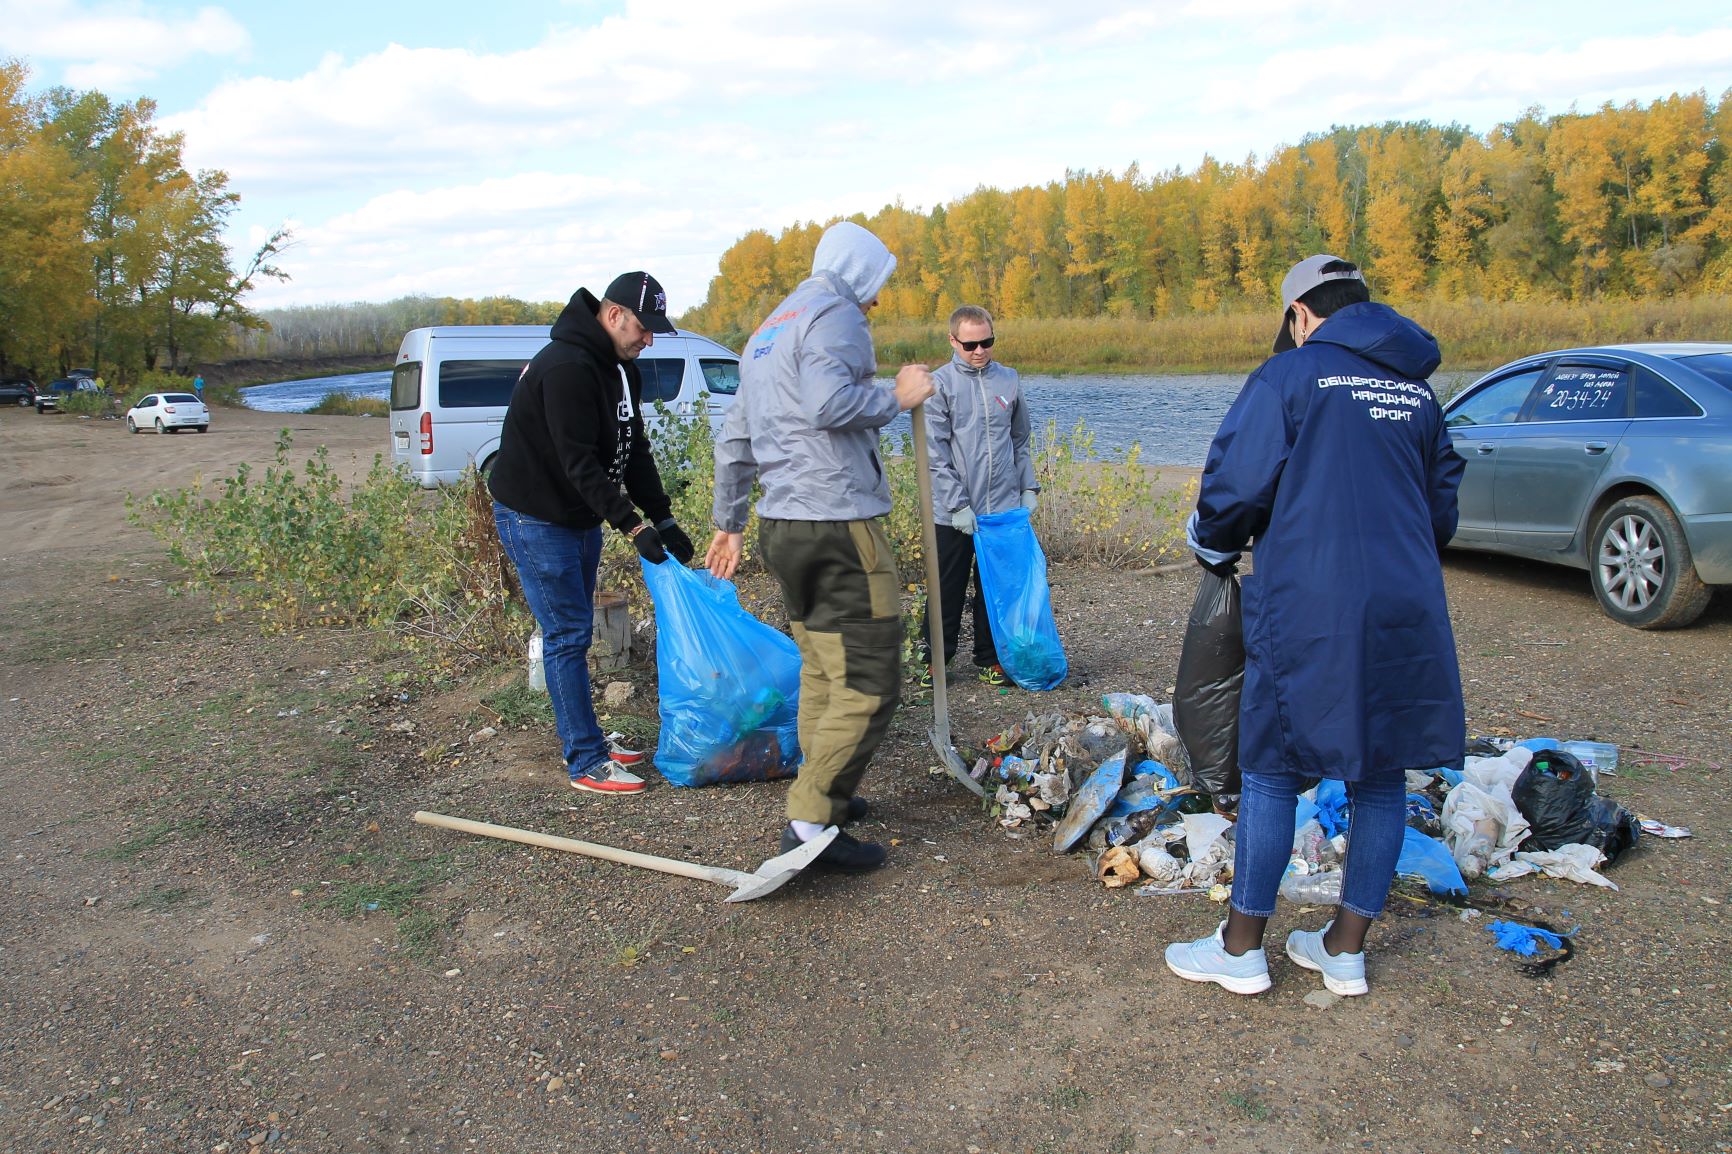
[
  {"left": 1560, "top": 740, "right": 1617, "bottom": 778},
  {"left": 1279, "top": 867, "right": 1343, "bottom": 905},
  {"left": 527, "top": 629, "right": 546, "bottom": 692}
]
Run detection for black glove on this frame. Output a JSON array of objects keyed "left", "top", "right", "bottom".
[
  {"left": 1195, "top": 552, "right": 1240, "bottom": 578},
  {"left": 632, "top": 523, "right": 668, "bottom": 564},
  {"left": 656, "top": 518, "right": 694, "bottom": 565}
]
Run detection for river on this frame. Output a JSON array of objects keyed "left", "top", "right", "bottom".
[{"left": 239, "top": 368, "right": 1480, "bottom": 468}]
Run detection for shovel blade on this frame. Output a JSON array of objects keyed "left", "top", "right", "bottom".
[
  {"left": 930, "top": 724, "right": 985, "bottom": 796},
  {"left": 724, "top": 824, "right": 841, "bottom": 902}
]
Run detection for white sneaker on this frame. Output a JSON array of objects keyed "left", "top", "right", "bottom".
[
  {"left": 1164, "top": 921, "right": 1272, "bottom": 995},
  {"left": 1285, "top": 921, "right": 1369, "bottom": 996},
  {"left": 570, "top": 763, "right": 646, "bottom": 795}
]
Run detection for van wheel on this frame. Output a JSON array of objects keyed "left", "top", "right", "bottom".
[{"left": 479, "top": 454, "right": 497, "bottom": 481}]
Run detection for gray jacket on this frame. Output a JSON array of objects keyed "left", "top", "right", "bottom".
[
  {"left": 713, "top": 271, "right": 899, "bottom": 529},
  {"left": 925, "top": 356, "right": 1036, "bottom": 517}
]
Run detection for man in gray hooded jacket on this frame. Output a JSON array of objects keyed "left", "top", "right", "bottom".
[
  {"left": 706, "top": 220, "right": 935, "bottom": 873},
  {"left": 923, "top": 304, "right": 1038, "bottom": 686}
]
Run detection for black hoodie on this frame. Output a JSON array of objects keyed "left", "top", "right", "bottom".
[{"left": 487, "top": 288, "right": 673, "bottom": 532}]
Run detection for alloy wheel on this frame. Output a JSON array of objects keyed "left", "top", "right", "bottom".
[{"left": 1595, "top": 512, "right": 1663, "bottom": 614}]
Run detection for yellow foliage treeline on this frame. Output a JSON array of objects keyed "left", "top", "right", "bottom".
[
  {"left": 681, "top": 91, "right": 1732, "bottom": 352},
  {"left": 869, "top": 294, "right": 1732, "bottom": 375}
]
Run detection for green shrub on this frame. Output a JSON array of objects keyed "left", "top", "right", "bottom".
[
  {"left": 1032, "top": 419, "right": 1194, "bottom": 567},
  {"left": 308, "top": 391, "right": 389, "bottom": 417},
  {"left": 127, "top": 431, "right": 525, "bottom": 670},
  {"left": 57, "top": 387, "right": 116, "bottom": 417},
  {"left": 129, "top": 410, "right": 1191, "bottom": 671}
]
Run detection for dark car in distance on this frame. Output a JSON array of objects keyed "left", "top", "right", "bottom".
[
  {"left": 1442, "top": 343, "right": 1732, "bottom": 629},
  {"left": 0, "top": 377, "right": 38, "bottom": 406}
]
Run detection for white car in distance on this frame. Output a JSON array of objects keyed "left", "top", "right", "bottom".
[{"left": 127, "top": 392, "right": 209, "bottom": 434}]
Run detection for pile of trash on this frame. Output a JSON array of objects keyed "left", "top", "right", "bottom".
[
  {"left": 975, "top": 693, "right": 1686, "bottom": 901},
  {"left": 977, "top": 693, "right": 1240, "bottom": 896}
]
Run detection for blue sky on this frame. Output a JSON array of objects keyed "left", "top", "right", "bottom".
[{"left": 5, "top": 1, "right": 1732, "bottom": 313}]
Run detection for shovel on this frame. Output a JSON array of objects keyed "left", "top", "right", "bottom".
[
  {"left": 910, "top": 404, "right": 986, "bottom": 797},
  {"left": 412, "top": 810, "right": 839, "bottom": 903}
]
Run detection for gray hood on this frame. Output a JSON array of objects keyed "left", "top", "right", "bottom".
[{"left": 812, "top": 221, "right": 897, "bottom": 306}]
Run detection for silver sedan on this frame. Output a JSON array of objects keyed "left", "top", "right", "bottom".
[{"left": 1443, "top": 343, "right": 1732, "bottom": 629}]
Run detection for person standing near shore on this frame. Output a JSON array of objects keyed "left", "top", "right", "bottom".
[
  {"left": 490, "top": 272, "right": 696, "bottom": 796},
  {"left": 1164, "top": 255, "right": 1465, "bottom": 996},
  {"left": 706, "top": 221, "right": 935, "bottom": 873},
  {"left": 920, "top": 304, "right": 1038, "bottom": 689}
]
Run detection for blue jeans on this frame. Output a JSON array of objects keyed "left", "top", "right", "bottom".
[
  {"left": 493, "top": 504, "right": 607, "bottom": 778},
  {"left": 1230, "top": 769, "right": 1407, "bottom": 920}
]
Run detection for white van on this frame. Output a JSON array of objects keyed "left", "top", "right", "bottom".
[{"left": 388, "top": 325, "right": 741, "bottom": 488}]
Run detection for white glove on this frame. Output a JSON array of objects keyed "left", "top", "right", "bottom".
[
  {"left": 1021, "top": 490, "right": 1038, "bottom": 512},
  {"left": 951, "top": 507, "right": 976, "bottom": 535}
]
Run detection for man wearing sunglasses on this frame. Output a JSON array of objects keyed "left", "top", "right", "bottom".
[{"left": 921, "top": 305, "right": 1038, "bottom": 688}]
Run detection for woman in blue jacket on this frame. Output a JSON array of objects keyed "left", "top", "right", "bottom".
[{"left": 1165, "top": 256, "right": 1466, "bottom": 997}]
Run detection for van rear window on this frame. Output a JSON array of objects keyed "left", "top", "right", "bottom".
[
  {"left": 391, "top": 362, "right": 422, "bottom": 410},
  {"left": 439, "top": 360, "right": 528, "bottom": 408},
  {"left": 637, "top": 358, "right": 685, "bottom": 404},
  {"left": 700, "top": 358, "right": 739, "bottom": 396}
]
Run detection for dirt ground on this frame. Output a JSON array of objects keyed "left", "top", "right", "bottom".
[{"left": 1, "top": 404, "right": 1728, "bottom": 1154}]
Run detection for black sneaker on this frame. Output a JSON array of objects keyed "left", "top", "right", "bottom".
[
  {"left": 778, "top": 826, "right": 887, "bottom": 873},
  {"left": 978, "top": 664, "right": 1009, "bottom": 687},
  {"left": 845, "top": 796, "right": 870, "bottom": 824}
]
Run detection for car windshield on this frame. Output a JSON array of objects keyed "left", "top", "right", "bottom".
[
  {"left": 1673, "top": 352, "right": 1732, "bottom": 393},
  {"left": 164, "top": 393, "right": 201, "bottom": 403}
]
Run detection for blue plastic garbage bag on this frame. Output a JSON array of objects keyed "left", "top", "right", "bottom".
[
  {"left": 972, "top": 508, "right": 1067, "bottom": 690},
  {"left": 1396, "top": 827, "right": 1468, "bottom": 895},
  {"left": 639, "top": 558, "right": 802, "bottom": 787},
  {"left": 1103, "top": 762, "right": 1183, "bottom": 821}
]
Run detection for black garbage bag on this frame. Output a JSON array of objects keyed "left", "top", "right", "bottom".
[
  {"left": 1172, "top": 568, "right": 1243, "bottom": 811},
  {"left": 1583, "top": 795, "right": 1642, "bottom": 866},
  {"left": 1512, "top": 749, "right": 1596, "bottom": 850}
]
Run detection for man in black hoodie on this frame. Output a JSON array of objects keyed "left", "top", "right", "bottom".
[{"left": 490, "top": 272, "right": 696, "bottom": 795}]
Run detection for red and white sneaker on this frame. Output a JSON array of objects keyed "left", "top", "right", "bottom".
[
  {"left": 569, "top": 764, "right": 646, "bottom": 795},
  {"left": 605, "top": 732, "right": 646, "bottom": 766}
]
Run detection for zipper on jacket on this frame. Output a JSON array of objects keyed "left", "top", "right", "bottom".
[{"left": 970, "top": 364, "right": 996, "bottom": 514}]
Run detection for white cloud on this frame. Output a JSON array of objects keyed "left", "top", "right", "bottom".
[
  {"left": 1215, "top": 28, "right": 1732, "bottom": 122},
  {"left": 166, "top": 0, "right": 1732, "bottom": 313},
  {"left": 0, "top": 0, "right": 248, "bottom": 88},
  {"left": 249, "top": 171, "right": 731, "bottom": 308},
  {"left": 166, "top": 0, "right": 1176, "bottom": 190}
]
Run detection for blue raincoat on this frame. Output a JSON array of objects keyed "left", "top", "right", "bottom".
[{"left": 1191, "top": 302, "right": 1466, "bottom": 782}]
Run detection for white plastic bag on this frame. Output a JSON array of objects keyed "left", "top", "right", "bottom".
[{"left": 1440, "top": 780, "right": 1529, "bottom": 879}]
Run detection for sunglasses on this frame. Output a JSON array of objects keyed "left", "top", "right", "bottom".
[{"left": 953, "top": 336, "right": 995, "bottom": 352}]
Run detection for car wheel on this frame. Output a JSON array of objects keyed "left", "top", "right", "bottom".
[
  {"left": 196, "top": 425, "right": 208, "bottom": 433},
  {"left": 155, "top": 418, "right": 166, "bottom": 434},
  {"left": 128, "top": 417, "right": 138, "bottom": 433},
  {"left": 1589, "top": 494, "right": 1712, "bottom": 629}
]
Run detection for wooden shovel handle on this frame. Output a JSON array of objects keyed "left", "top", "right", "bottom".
[{"left": 413, "top": 811, "right": 745, "bottom": 887}]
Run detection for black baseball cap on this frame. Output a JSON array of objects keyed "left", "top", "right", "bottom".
[{"left": 604, "top": 271, "right": 676, "bottom": 334}]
